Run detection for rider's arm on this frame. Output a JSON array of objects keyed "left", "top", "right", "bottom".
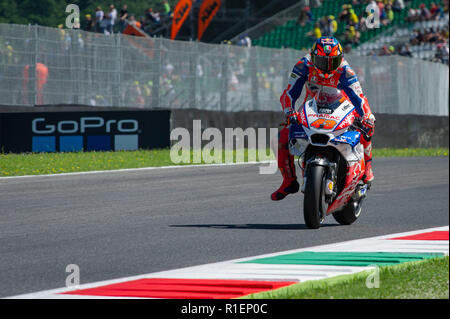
[
  {"left": 280, "top": 58, "right": 309, "bottom": 115},
  {"left": 338, "top": 65, "right": 366, "bottom": 118}
]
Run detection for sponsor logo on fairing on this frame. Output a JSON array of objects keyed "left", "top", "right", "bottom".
[
  {"left": 318, "top": 108, "right": 333, "bottom": 114},
  {"left": 308, "top": 113, "right": 340, "bottom": 120}
]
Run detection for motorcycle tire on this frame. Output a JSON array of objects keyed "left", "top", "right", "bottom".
[{"left": 303, "top": 165, "right": 327, "bottom": 229}]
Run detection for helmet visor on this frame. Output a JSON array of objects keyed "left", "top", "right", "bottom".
[{"left": 312, "top": 55, "right": 342, "bottom": 73}]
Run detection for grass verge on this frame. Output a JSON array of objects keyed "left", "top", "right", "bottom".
[
  {"left": 240, "top": 256, "right": 449, "bottom": 299},
  {"left": 372, "top": 148, "right": 448, "bottom": 157},
  {"left": 0, "top": 148, "right": 447, "bottom": 177},
  {"left": 0, "top": 148, "right": 273, "bottom": 177}
]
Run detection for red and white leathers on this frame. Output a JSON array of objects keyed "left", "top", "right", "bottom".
[{"left": 271, "top": 54, "right": 375, "bottom": 201}]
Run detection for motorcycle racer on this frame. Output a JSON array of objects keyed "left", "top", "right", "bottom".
[{"left": 271, "top": 36, "right": 375, "bottom": 201}]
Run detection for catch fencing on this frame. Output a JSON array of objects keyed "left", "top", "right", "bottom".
[{"left": 0, "top": 23, "right": 448, "bottom": 116}]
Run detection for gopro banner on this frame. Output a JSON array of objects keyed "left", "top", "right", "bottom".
[{"left": 0, "top": 110, "right": 170, "bottom": 153}]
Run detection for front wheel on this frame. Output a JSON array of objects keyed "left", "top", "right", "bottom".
[{"left": 303, "top": 165, "right": 328, "bottom": 229}]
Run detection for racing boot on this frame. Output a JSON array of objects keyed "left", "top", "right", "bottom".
[
  {"left": 271, "top": 167, "right": 299, "bottom": 201},
  {"left": 271, "top": 128, "right": 299, "bottom": 201}
]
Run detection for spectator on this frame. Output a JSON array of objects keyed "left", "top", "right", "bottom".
[
  {"left": 344, "top": 25, "right": 360, "bottom": 45},
  {"left": 399, "top": 43, "right": 413, "bottom": 57},
  {"left": 144, "top": 8, "right": 157, "bottom": 30},
  {"left": 376, "top": 0, "right": 385, "bottom": 14},
  {"left": 430, "top": 2, "right": 445, "bottom": 19},
  {"left": 152, "top": 10, "right": 161, "bottom": 26},
  {"left": 36, "top": 62, "right": 48, "bottom": 105},
  {"left": 436, "top": 41, "right": 449, "bottom": 63},
  {"left": 380, "top": 45, "right": 393, "bottom": 55},
  {"left": 296, "top": 6, "right": 313, "bottom": 26},
  {"left": 306, "top": 22, "right": 321, "bottom": 38},
  {"left": 95, "top": 6, "right": 104, "bottom": 33},
  {"left": 426, "top": 27, "right": 442, "bottom": 43},
  {"left": 379, "top": 3, "right": 390, "bottom": 25},
  {"left": 386, "top": 4, "right": 394, "bottom": 23},
  {"left": 313, "top": 22, "right": 322, "bottom": 38},
  {"left": 419, "top": 3, "right": 432, "bottom": 20},
  {"left": 128, "top": 14, "right": 137, "bottom": 27},
  {"left": 130, "top": 81, "right": 145, "bottom": 108},
  {"left": 328, "top": 15, "right": 338, "bottom": 35},
  {"left": 238, "top": 34, "right": 252, "bottom": 47},
  {"left": 338, "top": 4, "right": 351, "bottom": 24},
  {"left": 319, "top": 16, "right": 329, "bottom": 34},
  {"left": 348, "top": 8, "right": 359, "bottom": 26},
  {"left": 83, "top": 14, "right": 95, "bottom": 32},
  {"left": 99, "top": 15, "right": 109, "bottom": 34},
  {"left": 442, "top": 25, "right": 449, "bottom": 38},
  {"left": 393, "top": 0, "right": 405, "bottom": 12},
  {"left": 119, "top": 4, "right": 129, "bottom": 32},
  {"left": 107, "top": 4, "right": 117, "bottom": 34},
  {"left": 162, "top": 0, "right": 172, "bottom": 16},
  {"left": 406, "top": 7, "right": 420, "bottom": 22},
  {"left": 430, "top": 2, "right": 439, "bottom": 15}
]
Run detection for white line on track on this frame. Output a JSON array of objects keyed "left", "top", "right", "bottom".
[{"left": 0, "top": 160, "right": 276, "bottom": 180}]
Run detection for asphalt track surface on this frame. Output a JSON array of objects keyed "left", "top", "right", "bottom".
[{"left": 0, "top": 156, "right": 448, "bottom": 297}]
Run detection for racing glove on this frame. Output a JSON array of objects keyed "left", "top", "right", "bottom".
[
  {"left": 360, "top": 113, "right": 376, "bottom": 138},
  {"left": 284, "top": 109, "right": 299, "bottom": 125}
]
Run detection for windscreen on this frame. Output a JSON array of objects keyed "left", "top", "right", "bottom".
[{"left": 314, "top": 87, "right": 346, "bottom": 111}]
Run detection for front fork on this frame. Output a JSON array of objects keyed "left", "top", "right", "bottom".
[{"left": 300, "top": 155, "right": 338, "bottom": 204}]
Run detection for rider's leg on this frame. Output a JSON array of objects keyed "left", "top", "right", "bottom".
[
  {"left": 360, "top": 134, "right": 374, "bottom": 184},
  {"left": 361, "top": 98, "right": 374, "bottom": 184},
  {"left": 271, "top": 126, "right": 299, "bottom": 201}
]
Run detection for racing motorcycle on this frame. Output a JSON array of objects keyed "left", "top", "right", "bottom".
[{"left": 288, "top": 90, "right": 370, "bottom": 229}]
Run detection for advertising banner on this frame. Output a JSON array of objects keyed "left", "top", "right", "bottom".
[
  {"left": 0, "top": 110, "right": 170, "bottom": 153},
  {"left": 198, "top": 0, "right": 221, "bottom": 41},
  {"left": 171, "top": 0, "right": 192, "bottom": 40}
]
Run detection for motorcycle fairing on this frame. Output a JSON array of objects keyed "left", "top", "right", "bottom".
[
  {"left": 326, "top": 157, "right": 365, "bottom": 214},
  {"left": 288, "top": 124, "right": 308, "bottom": 157},
  {"left": 331, "top": 131, "right": 361, "bottom": 148}
]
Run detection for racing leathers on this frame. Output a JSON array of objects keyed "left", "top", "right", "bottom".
[{"left": 271, "top": 54, "right": 375, "bottom": 201}]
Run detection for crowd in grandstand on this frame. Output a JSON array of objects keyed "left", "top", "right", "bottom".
[
  {"left": 304, "top": 1, "right": 445, "bottom": 43},
  {"left": 81, "top": 2, "right": 173, "bottom": 36},
  {"left": 368, "top": 1, "right": 448, "bottom": 64},
  {"left": 374, "top": 23, "right": 449, "bottom": 64},
  {"left": 405, "top": 1, "right": 447, "bottom": 21},
  {"left": 299, "top": 0, "right": 448, "bottom": 64}
]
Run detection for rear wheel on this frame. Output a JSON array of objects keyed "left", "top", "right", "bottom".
[
  {"left": 332, "top": 198, "right": 362, "bottom": 225},
  {"left": 303, "top": 165, "right": 328, "bottom": 229}
]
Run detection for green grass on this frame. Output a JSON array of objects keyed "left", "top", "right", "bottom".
[
  {"left": 0, "top": 148, "right": 274, "bottom": 177},
  {"left": 0, "top": 148, "right": 447, "bottom": 177},
  {"left": 372, "top": 148, "right": 449, "bottom": 157},
  {"left": 241, "top": 256, "right": 449, "bottom": 299}
]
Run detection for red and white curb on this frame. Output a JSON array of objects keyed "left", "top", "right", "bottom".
[{"left": 6, "top": 226, "right": 448, "bottom": 299}]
